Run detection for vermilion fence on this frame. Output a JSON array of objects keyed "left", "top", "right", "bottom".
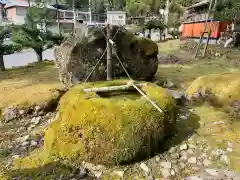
[{"left": 181, "top": 20, "right": 232, "bottom": 39}]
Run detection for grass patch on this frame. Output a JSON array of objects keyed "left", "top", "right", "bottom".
[
  {"left": 0, "top": 61, "right": 61, "bottom": 110},
  {"left": 156, "top": 40, "right": 240, "bottom": 89},
  {"left": 193, "top": 105, "right": 240, "bottom": 171},
  {"left": 158, "top": 39, "right": 181, "bottom": 53}
]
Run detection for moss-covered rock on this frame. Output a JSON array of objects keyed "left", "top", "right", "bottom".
[
  {"left": 44, "top": 80, "right": 177, "bottom": 166},
  {"left": 54, "top": 26, "right": 158, "bottom": 86},
  {"left": 187, "top": 72, "right": 240, "bottom": 106}
]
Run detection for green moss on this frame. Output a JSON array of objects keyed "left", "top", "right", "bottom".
[
  {"left": 43, "top": 80, "right": 177, "bottom": 166},
  {"left": 0, "top": 150, "right": 78, "bottom": 180},
  {"left": 187, "top": 72, "right": 240, "bottom": 106}
]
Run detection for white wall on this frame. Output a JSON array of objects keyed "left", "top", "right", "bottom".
[
  {"left": 15, "top": 7, "right": 27, "bottom": 24},
  {"left": 107, "top": 12, "right": 126, "bottom": 26}
]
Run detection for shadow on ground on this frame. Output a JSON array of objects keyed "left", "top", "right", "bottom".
[{"left": 162, "top": 111, "right": 201, "bottom": 153}]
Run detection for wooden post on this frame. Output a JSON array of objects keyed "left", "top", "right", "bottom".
[
  {"left": 0, "top": 4, "right": 3, "bottom": 24},
  {"left": 106, "top": 24, "right": 112, "bottom": 81},
  {"left": 164, "top": 0, "right": 169, "bottom": 37},
  {"left": 56, "top": 0, "right": 61, "bottom": 35},
  {"left": 72, "top": 0, "right": 76, "bottom": 35}
]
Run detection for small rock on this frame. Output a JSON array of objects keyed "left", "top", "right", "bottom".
[
  {"left": 188, "top": 108, "right": 194, "bottom": 112},
  {"left": 196, "top": 161, "right": 202, "bottom": 166},
  {"left": 188, "top": 157, "right": 197, "bottom": 164},
  {"left": 168, "top": 147, "right": 176, "bottom": 154},
  {"left": 113, "top": 170, "right": 124, "bottom": 178},
  {"left": 187, "top": 149, "right": 194, "bottom": 155},
  {"left": 84, "top": 162, "right": 94, "bottom": 170},
  {"left": 227, "top": 147, "right": 233, "bottom": 152},
  {"left": 180, "top": 144, "right": 188, "bottom": 150},
  {"left": 202, "top": 147, "right": 209, "bottom": 153},
  {"left": 212, "top": 149, "right": 225, "bottom": 158},
  {"left": 203, "top": 159, "right": 212, "bottom": 167},
  {"left": 12, "top": 155, "right": 20, "bottom": 159},
  {"left": 155, "top": 156, "right": 160, "bottom": 162},
  {"left": 170, "top": 169, "right": 176, "bottom": 176},
  {"left": 171, "top": 159, "right": 178, "bottom": 165},
  {"left": 185, "top": 176, "right": 203, "bottom": 180},
  {"left": 21, "top": 141, "right": 30, "bottom": 146},
  {"left": 220, "top": 154, "right": 229, "bottom": 165},
  {"left": 164, "top": 80, "right": 174, "bottom": 88},
  {"left": 161, "top": 169, "right": 170, "bottom": 178},
  {"left": 180, "top": 154, "right": 188, "bottom": 161},
  {"left": 5, "top": 161, "right": 12, "bottom": 168},
  {"left": 147, "top": 176, "right": 154, "bottom": 180},
  {"left": 179, "top": 115, "right": 188, "bottom": 120},
  {"left": 28, "top": 125, "right": 35, "bottom": 131},
  {"left": 35, "top": 106, "right": 41, "bottom": 112},
  {"left": 2, "top": 106, "right": 19, "bottom": 123},
  {"left": 192, "top": 167, "right": 200, "bottom": 171},
  {"left": 227, "top": 142, "right": 233, "bottom": 148},
  {"left": 168, "top": 90, "right": 184, "bottom": 99},
  {"left": 46, "top": 112, "right": 52, "bottom": 117},
  {"left": 77, "top": 167, "right": 88, "bottom": 179},
  {"left": 160, "top": 161, "right": 172, "bottom": 169},
  {"left": 17, "top": 127, "right": 25, "bottom": 133},
  {"left": 19, "top": 110, "right": 25, "bottom": 115},
  {"left": 188, "top": 144, "right": 196, "bottom": 149},
  {"left": 171, "top": 153, "right": 180, "bottom": 159},
  {"left": 213, "top": 121, "right": 225, "bottom": 125},
  {"left": 173, "top": 167, "right": 179, "bottom": 174},
  {"left": 94, "top": 164, "right": 105, "bottom": 171},
  {"left": 16, "top": 135, "right": 30, "bottom": 142},
  {"left": 30, "top": 140, "right": 38, "bottom": 146},
  {"left": 31, "top": 116, "right": 41, "bottom": 125},
  {"left": 205, "top": 168, "right": 218, "bottom": 176},
  {"left": 94, "top": 171, "right": 102, "bottom": 179},
  {"left": 179, "top": 162, "right": 186, "bottom": 169},
  {"left": 140, "top": 162, "right": 150, "bottom": 174},
  {"left": 196, "top": 141, "right": 201, "bottom": 145}
]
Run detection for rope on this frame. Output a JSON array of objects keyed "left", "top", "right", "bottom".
[
  {"left": 84, "top": 25, "right": 122, "bottom": 83},
  {"left": 114, "top": 52, "right": 132, "bottom": 80},
  {"left": 114, "top": 52, "right": 163, "bottom": 113},
  {"left": 84, "top": 47, "right": 107, "bottom": 83}
]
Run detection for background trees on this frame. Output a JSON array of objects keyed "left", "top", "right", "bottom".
[
  {"left": 0, "top": 26, "right": 22, "bottom": 71},
  {"left": 11, "top": 26, "right": 63, "bottom": 62},
  {"left": 11, "top": 5, "right": 64, "bottom": 63},
  {"left": 214, "top": 0, "right": 240, "bottom": 21}
]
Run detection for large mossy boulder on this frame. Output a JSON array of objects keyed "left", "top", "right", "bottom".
[
  {"left": 187, "top": 72, "right": 240, "bottom": 106},
  {"left": 44, "top": 80, "right": 177, "bottom": 166},
  {"left": 54, "top": 26, "right": 158, "bottom": 87}
]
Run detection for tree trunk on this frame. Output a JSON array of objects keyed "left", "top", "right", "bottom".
[
  {"left": 56, "top": 0, "right": 60, "bottom": 35},
  {"left": 35, "top": 50, "right": 43, "bottom": 62},
  {"left": 0, "top": 55, "right": 5, "bottom": 71},
  {"left": 159, "top": 29, "right": 162, "bottom": 40}
]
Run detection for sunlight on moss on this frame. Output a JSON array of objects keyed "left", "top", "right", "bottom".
[
  {"left": 0, "top": 149, "right": 77, "bottom": 180},
  {"left": 187, "top": 72, "right": 240, "bottom": 106},
  {"left": 43, "top": 80, "right": 178, "bottom": 166},
  {"left": 0, "top": 62, "right": 60, "bottom": 110}
]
